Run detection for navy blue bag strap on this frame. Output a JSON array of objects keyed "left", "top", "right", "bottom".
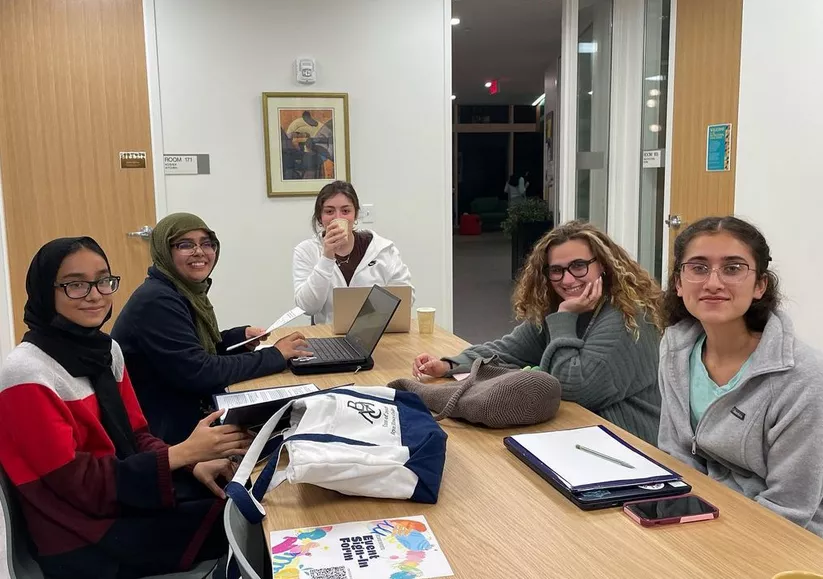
[
  {"left": 225, "top": 388, "right": 408, "bottom": 523},
  {"left": 225, "top": 402, "right": 293, "bottom": 523}
]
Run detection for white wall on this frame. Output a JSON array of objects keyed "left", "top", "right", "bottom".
[
  {"left": 735, "top": 0, "right": 823, "bottom": 348},
  {"left": 0, "top": 165, "right": 13, "bottom": 364},
  {"left": 149, "top": 0, "right": 452, "bottom": 330}
]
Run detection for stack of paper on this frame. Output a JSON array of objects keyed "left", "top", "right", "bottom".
[
  {"left": 214, "top": 384, "right": 319, "bottom": 426},
  {"left": 510, "top": 425, "right": 676, "bottom": 490},
  {"left": 226, "top": 307, "right": 304, "bottom": 351}
]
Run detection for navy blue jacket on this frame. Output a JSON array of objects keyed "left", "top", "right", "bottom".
[{"left": 112, "top": 267, "right": 287, "bottom": 445}]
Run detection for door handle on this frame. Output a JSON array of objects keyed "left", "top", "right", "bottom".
[
  {"left": 665, "top": 214, "right": 682, "bottom": 228},
  {"left": 127, "top": 225, "right": 153, "bottom": 239}
]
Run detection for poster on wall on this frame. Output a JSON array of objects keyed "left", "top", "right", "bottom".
[
  {"left": 262, "top": 92, "right": 351, "bottom": 197},
  {"left": 706, "top": 123, "right": 732, "bottom": 172}
]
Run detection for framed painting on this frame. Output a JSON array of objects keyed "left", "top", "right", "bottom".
[{"left": 262, "top": 92, "right": 351, "bottom": 197}]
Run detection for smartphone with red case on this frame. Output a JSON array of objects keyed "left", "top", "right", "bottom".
[{"left": 623, "top": 494, "right": 719, "bottom": 527}]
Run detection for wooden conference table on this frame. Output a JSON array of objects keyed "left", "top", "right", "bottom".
[{"left": 232, "top": 323, "right": 823, "bottom": 578}]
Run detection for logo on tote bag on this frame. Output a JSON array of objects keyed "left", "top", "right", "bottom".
[{"left": 347, "top": 400, "right": 383, "bottom": 424}]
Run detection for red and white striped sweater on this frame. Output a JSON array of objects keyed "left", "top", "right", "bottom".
[{"left": 0, "top": 341, "right": 221, "bottom": 578}]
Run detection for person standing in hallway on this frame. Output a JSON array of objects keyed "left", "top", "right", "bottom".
[
  {"left": 413, "top": 220, "right": 664, "bottom": 445},
  {"left": 657, "top": 216, "right": 823, "bottom": 537},
  {"left": 292, "top": 180, "right": 414, "bottom": 324},
  {"left": 112, "top": 213, "right": 310, "bottom": 445},
  {"left": 504, "top": 172, "right": 527, "bottom": 205}
]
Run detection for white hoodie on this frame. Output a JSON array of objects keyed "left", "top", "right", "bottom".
[{"left": 292, "top": 229, "right": 414, "bottom": 324}]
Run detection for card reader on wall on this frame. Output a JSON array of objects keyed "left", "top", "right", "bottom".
[{"left": 296, "top": 57, "right": 316, "bottom": 84}]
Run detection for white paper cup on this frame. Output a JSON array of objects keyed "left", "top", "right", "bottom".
[
  {"left": 417, "top": 307, "right": 436, "bottom": 334},
  {"left": 330, "top": 218, "right": 350, "bottom": 242}
]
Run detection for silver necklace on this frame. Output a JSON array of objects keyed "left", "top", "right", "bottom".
[{"left": 335, "top": 233, "right": 356, "bottom": 266}]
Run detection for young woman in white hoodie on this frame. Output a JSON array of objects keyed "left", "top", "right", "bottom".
[
  {"left": 658, "top": 216, "right": 823, "bottom": 537},
  {"left": 293, "top": 181, "right": 414, "bottom": 324}
]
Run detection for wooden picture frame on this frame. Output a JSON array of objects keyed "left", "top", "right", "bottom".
[{"left": 262, "top": 92, "right": 351, "bottom": 197}]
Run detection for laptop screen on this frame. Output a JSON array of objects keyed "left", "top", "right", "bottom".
[{"left": 346, "top": 286, "right": 401, "bottom": 356}]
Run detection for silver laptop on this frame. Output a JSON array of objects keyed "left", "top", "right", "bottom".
[{"left": 332, "top": 285, "right": 412, "bottom": 334}]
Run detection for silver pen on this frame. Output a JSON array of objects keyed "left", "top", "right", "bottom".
[{"left": 575, "top": 444, "right": 635, "bottom": 469}]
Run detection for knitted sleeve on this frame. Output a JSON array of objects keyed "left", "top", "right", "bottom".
[
  {"left": 443, "top": 321, "right": 547, "bottom": 374},
  {"left": 117, "top": 366, "right": 171, "bottom": 456},
  {"left": 541, "top": 307, "right": 659, "bottom": 411},
  {"left": 0, "top": 378, "right": 174, "bottom": 517}
]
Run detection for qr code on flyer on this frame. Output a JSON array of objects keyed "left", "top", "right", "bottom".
[{"left": 306, "top": 567, "right": 349, "bottom": 579}]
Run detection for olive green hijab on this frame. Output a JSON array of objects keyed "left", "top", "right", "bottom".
[{"left": 151, "top": 213, "right": 222, "bottom": 354}]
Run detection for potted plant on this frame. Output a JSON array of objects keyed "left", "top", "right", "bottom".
[{"left": 502, "top": 198, "right": 553, "bottom": 280}]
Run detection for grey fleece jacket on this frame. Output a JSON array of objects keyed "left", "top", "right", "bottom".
[
  {"left": 658, "top": 312, "right": 823, "bottom": 537},
  {"left": 444, "top": 302, "right": 661, "bottom": 444}
]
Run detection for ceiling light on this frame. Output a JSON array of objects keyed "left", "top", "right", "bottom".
[
  {"left": 646, "top": 99, "right": 657, "bottom": 108},
  {"left": 649, "top": 124, "right": 662, "bottom": 133},
  {"left": 649, "top": 89, "right": 661, "bottom": 97},
  {"left": 531, "top": 93, "right": 545, "bottom": 107},
  {"left": 451, "top": 95, "right": 456, "bottom": 100},
  {"left": 645, "top": 75, "right": 666, "bottom": 81},
  {"left": 578, "top": 42, "right": 597, "bottom": 53},
  {"left": 484, "top": 81, "right": 492, "bottom": 88},
  {"left": 587, "top": 91, "right": 593, "bottom": 96},
  {"left": 450, "top": 17, "right": 460, "bottom": 26}
]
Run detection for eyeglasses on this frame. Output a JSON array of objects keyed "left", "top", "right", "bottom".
[
  {"left": 171, "top": 240, "right": 218, "bottom": 255},
  {"left": 544, "top": 257, "right": 598, "bottom": 282},
  {"left": 54, "top": 276, "right": 121, "bottom": 299},
  {"left": 679, "top": 262, "right": 753, "bottom": 285}
]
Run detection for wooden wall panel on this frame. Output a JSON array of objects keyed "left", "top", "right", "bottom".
[
  {"left": 669, "top": 0, "right": 743, "bottom": 236},
  {"left": 0, "top": 0, "right": 156, "bottom": 340}
]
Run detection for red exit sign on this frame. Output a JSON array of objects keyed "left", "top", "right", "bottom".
[{"left": 488, "top": 79, "right": 499, "bottom": 95}]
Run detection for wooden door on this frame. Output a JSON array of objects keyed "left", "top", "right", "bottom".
[
  {"left": 0, "top": 0, "right": 156, "bottom": 341},
  {"left": 667, "top": 0, "right": 743, "bottom": 262}
]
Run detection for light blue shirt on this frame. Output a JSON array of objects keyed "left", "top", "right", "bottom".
[{"left": 689, "top": 334, "right": 752, "bottom": 429}]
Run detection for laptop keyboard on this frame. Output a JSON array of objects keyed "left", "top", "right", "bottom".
[{"left": 307, "top": 337, "right": 360, "bottom": 362}]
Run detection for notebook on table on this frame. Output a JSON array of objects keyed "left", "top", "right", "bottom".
[
  {"left": 504, "top": 425, "right": 691, "bottom": 510},
  {"left": 332, "top": 285, "right": 412, "bottom": 334},
  {"left": 289, "top": 285, "right": 401, "bottom": 375}
]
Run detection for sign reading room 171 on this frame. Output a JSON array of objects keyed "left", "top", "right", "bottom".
[{"left": 164, "top": 155, "right": 198, "bottom": 175}]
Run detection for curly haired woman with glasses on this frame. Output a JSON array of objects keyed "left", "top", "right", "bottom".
[
  {"left": 112, "top": 213, "right": 311, "bottom": 446},
  {"left": 658, "top": 216, "right": 823, "bottom": 537},
  {"left": 413, "top": 220, "right": 664, "bottom": 444}
]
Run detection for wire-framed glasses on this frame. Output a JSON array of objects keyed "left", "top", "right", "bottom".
[{"left": 679, "top": 262, "right": 753, "bottom": 285}]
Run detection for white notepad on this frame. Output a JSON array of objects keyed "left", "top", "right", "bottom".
[{"left": 510, "top": 425, "right": 675, "bottom": 489}]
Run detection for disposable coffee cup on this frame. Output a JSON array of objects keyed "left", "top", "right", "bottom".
[
  {"left": 417, "top": 307, "right": 436, "bottom": 334},
  {"left": 330, "top": 218, "right": 350, "bottom": 242}
]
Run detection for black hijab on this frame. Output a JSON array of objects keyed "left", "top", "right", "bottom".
[{"left": 22, "top": 237, "right": 137, "bottom": 459}]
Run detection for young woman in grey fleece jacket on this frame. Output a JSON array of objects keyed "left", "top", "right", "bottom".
[
  {"left": 413, "top": 221, "right": 665, "bottom": 445},
  {"left": 659, "top": 216, "right": 823, "bottom": 537}
]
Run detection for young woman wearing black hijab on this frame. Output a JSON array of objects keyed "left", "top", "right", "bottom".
[{"left": 0, "top": 237, "right": 250, "bottom": 579}]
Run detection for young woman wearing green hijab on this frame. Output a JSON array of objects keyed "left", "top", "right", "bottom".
[{"left": 112, "top": 213, "right": 311, "bottom": 445}]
